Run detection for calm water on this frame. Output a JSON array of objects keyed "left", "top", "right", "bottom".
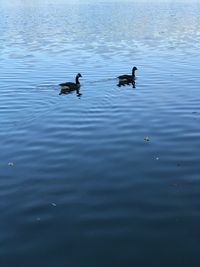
[{"left": 1, "top": 1, "right": 200, "bottom": 266}]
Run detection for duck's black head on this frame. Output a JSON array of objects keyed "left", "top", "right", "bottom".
[
  {"left": 132, "top": 66, "right": 137, "bottom": 71},
  {"left": 77, "top": 73, "right": 82, "bottom": 78}
]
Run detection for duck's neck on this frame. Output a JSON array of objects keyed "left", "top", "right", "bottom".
[
  {"left": 132, "top": 70, "right": 136, "bottom": 77},
  {"left": 75, "top": 76, "right": 80, "bottom": 84}
]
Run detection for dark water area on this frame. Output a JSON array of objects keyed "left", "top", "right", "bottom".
[{"left": 1, "top": 1, "right": 200, "bottom": 266}]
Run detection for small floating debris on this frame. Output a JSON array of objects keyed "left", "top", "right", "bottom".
[
  {"left": 8, "top": 162, "right": 14, "bottom": 166},
  {"left": 144, "top": 136, "right": 150, "bottom": 142},
  {"left": 36, "top": 217, "right": 41, "bottom": 221},
  {"left": 51, "top": 203, "right": 57, "bottom": 207},
  {"left": 156, "top": 157, "right": 159, "bottom": 160}
]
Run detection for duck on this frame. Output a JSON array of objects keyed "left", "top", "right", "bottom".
[
  {"left": 117, "top": 66, "right": 137, "bottom": 81},
  {"left": 59, "top": 73, "right": 82, "bottom": 94}
]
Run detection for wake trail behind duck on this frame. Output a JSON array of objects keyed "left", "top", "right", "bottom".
[{"left": 89, "top": 77, "right": 116, "bottom": 84}]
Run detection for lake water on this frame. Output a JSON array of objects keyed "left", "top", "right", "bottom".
[{"left": 1, "top": 1, "right": 200, "bottom": 266}]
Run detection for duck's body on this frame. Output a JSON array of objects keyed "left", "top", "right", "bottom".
[
  {"left": 59, "top": 73, "right": 82, "bottom": 95},
  {"left": 59, "top": 82, "right": 81, "bottom": 90},
  {"left": 118, "top": 74, "right": 133, "bottom": 80},
  {"left": 118, "top": 66, "right": 137, "bottom": 81}
]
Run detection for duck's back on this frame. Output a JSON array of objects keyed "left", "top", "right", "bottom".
[
  {"left": 60, "top": 82, "right": 75, "bottom": 86},
  {"left": 118, "top": 74, "right": 132, "bottom": 80}
]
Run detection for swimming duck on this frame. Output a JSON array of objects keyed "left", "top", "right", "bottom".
[
  {"left": 59, "top": 73, "right": 82, "bottom": 94},
  {"left": 118, "top": 66, "right": 137, "bottom": 81}
]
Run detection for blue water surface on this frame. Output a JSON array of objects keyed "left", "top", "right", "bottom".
[{"left": 1, "top": 1, "right": 200, "bottom": 266}]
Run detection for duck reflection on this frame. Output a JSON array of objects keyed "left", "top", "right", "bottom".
[
  {"left": 59, "top": 88, "right": 82, "bottom": 97},
  {"left": 117, "top": 79, "right": 136, "bottom": 88}
]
